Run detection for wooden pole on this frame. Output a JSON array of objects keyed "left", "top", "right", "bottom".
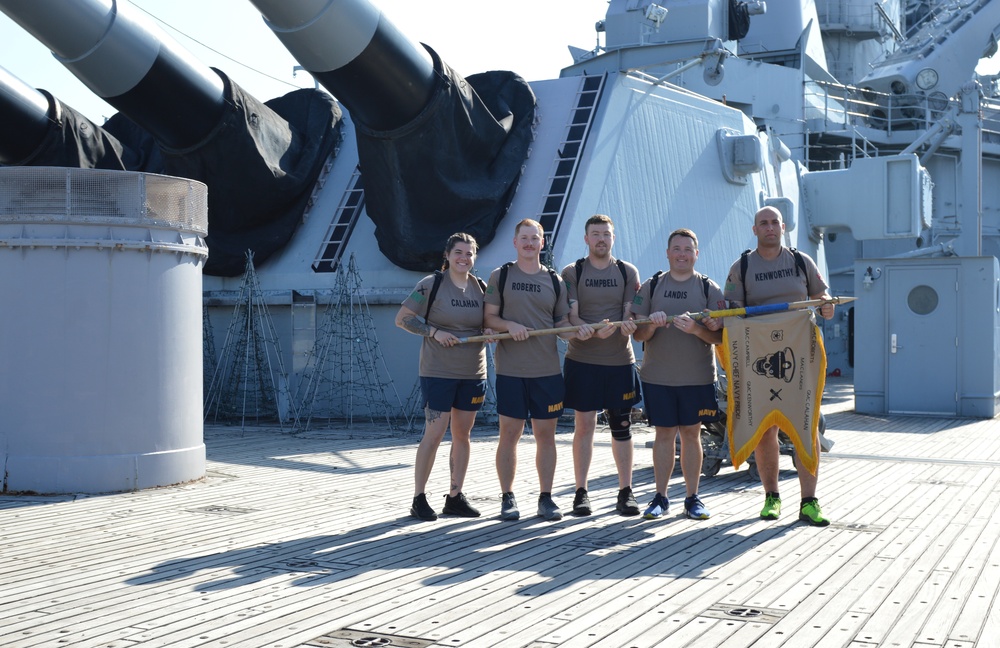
[{"left": 456, "top": 296, "right": 857, "bottom": 343}]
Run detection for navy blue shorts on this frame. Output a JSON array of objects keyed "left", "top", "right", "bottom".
[
  {"left": 641, "top": 382, "right": 719, "bottom": 428},
  {"left": 563, "top": 358, "right": 641, "bottom": 411},
  {"left": 420, "top": 377, "right": 487, "bottom": 412},
  {"left": 496, "top": 374, "right": 564, "bottom": 420}
]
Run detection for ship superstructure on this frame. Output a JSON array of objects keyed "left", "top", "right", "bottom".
[{"left": 2, "top": 0, "right": 999, "bottom": 433}]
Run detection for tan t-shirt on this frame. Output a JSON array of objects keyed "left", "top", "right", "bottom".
[
  {"left": 631, "top": 271, "right": 725, "bottom": 386},
  {"left": 561, "top": 257, "right": 639, "bottom": 366},
  {"left": 484, "top": 263, "right": 570, "bottom": 378},
  {"left": 724, "top": 247, "right": 828, "bottom": 306},
  {"left": 402, "top": 274, "right": 487, "bottom": 379}
]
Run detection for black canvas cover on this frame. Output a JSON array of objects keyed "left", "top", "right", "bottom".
[
  {"left": 104, "top": 72, "right": 343, "bottom": 276},
  {"left": 17, "top": 91, "right": 131, "bottom": 170},
  {"left": 355, "top": 47, "right": 536, "bottom": 271},
  {"left": 729, "top": 0, "right": 752, "bottom": 40},
  {"left": 11, "top": 55, "right": 532, "bottom": 276}
]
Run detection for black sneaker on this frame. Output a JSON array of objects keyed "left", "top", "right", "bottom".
[
  {"left": 537, "top": 493, "right": 563, "bottom": 520},
  {"left": 442, "top": 492, "right": 481, "bottom": 518},
  {"left": 500, "top": 492, "right": 520, "bottom": 521},
  {"left": 572, "top": 487, "right": 592, "bottom": 516},
  {"left": 616, "top": 487, "right": 640, "bottom": 516},
  {"left": 410, "top": 493, "right": 437, "bottom": 521}
]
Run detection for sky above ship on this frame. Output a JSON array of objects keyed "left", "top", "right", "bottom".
[{"left": 3, "top": 0, "right": 999, "bottom": 127}]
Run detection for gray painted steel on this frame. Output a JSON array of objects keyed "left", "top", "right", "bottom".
[
  {"left": 0, "top": 167, "right": 208, "bottom": 494},
  {"left": 854, "top": 256, "right": 1000, "bottom": 417}
]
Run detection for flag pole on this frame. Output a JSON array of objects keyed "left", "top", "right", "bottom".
[
  {"left": 457, "top": 296, "right": 856, "bottom": 344},
  {"left": 695, "top": 295, "right": 857, "bottom": 320}
]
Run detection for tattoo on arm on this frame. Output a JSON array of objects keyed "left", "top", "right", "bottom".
[{"left": 402, "top": 314, "right": 433, "bottom": 337}]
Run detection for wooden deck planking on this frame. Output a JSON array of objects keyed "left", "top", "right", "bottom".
[
  {"left": 764, "top": 536, "right": 892, "bottom": 648},
  {"left": 950, "top": 523, "right": 1000, "bottom": 644},
  {"left": 2, "top": 380, "right": 1000, "bottom": 647},
  {"left": 527, "top": 500, "right": 870, "bottom": 647},
  {"left": 504, "top": 523, "right": 811, "bottom": 647},
  {"left": 846, "top": 474, "right": 991, "bottom": 645}
]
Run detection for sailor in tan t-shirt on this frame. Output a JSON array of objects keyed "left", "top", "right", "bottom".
[
  {"left": 722, "top": 205, "right": 835, "bottom": 526},
  {"left": 560, "top": 214, "right": 642, "bottom": 517},
  {"left": 396, "top": 233, "right": 491, "bottom": 522},
  {"left": 632, "top": 228, "right": 725, "bottom": 521},
  {"left": 484, "top": 218, "right": 589, "bottom": 522}
]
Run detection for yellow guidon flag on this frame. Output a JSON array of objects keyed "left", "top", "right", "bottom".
[{"left": 719, "top": 309, "right": 827, "bottom": 476}]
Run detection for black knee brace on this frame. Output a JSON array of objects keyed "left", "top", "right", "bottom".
[{"left": 607, "top": 408, "right": 632, "bottom": 441}]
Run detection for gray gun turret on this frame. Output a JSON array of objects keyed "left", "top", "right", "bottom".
[
  {"left": 0, "top": 0, "right": 342, "bottom": 276},
  {"left": 247, "top": 0, "right": 536, "bottom": 271}
]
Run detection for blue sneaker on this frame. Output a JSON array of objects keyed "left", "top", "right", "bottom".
[
  {"left": 684, "top": 494, "right": 710, "bottom": 520},
  {"left": 643, "top": 493, "right": 669, "bottom": 519}
]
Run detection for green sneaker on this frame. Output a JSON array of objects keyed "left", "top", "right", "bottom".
[
  {"left": 760, "top": 493, "right": 781, "bottom": 520},
  {"left": 799, "top": 498, "right": 830, "bottom": 526}
]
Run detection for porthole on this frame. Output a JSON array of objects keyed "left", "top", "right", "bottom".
[{"left": 907, "top": 285, "right": 938, "bottom": 315}]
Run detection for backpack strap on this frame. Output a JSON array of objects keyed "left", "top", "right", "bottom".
[
  {"left": 789, "top": 247, "right": 808, "bottom": 277},
  {"left": 424, "top": 270, "right": 445, "bottom": 319},
  {"left": 649, "top": 270, "right": 664, "bottom": 296},
  {"left": 739, "top": 249, "right": 752, "bottom": 285},
  {"left": 701, "top": 274, "right": 711, "bottom": 301},
  {"left": 641, "top": 270, "right": 665, "bottom": 353},
  {"left": 547, "top": 268, "right": 562, "bottom": 303},
  {"left": 497, "top": 262, "right": 514, "bottom": 319}
]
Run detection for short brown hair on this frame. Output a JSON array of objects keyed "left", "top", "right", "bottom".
[
  {"left": 668, "top": 228, "right": 699, "bottom": 248},
  {"left": 585, "top": 214, "right": 614, "bottom": 231}
]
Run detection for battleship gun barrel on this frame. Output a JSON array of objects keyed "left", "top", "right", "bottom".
[
  {"left": 0, "top": 0, "right": 226, "bottom": 151},
  {"left": 0, "top": 64, "right": 132, "bottom": 169},
  {"left": 247, "top": 0, "right": 436, "bottom": 132},
  {"left": 0, "top": 0, "right": 344, "bottom": 276},
  {"left": 246, "top": 0, "right": 536, "bottom": 272},
  {"left": 0, "top": 65, "right": 52, "bottom": 164}
]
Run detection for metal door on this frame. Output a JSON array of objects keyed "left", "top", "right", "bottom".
[{"left": 886, "top": 266, "right": 958, "bottom": 414}]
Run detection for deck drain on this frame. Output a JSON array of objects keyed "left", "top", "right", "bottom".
[
  {"left": 910, "top": 478, "right": 967, "bottom": 487},
  {"left": 188, "top": 505, "right": 257, "bottom": 516},
  {"left": 305, "top": 629, "right": 434, "bottom": 647},
  {"left": 701, "top": 604, "right": 787, "bottom": 624},
  {"left": 829, "top": 522, "right": 886, "bottom": 533}
]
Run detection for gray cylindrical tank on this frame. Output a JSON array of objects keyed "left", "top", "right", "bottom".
[{"left": 0, "top": 167, "right": 208, "bottom": 494}]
